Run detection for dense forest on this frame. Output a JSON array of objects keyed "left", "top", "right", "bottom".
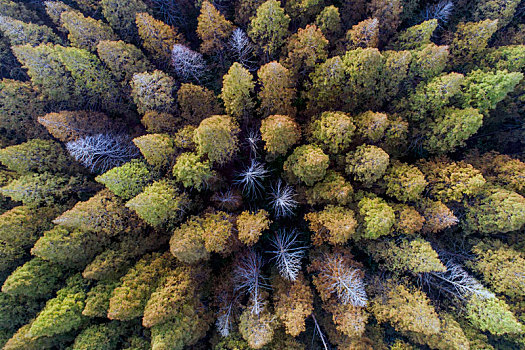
[{"left": 0, "top": 0, "right": 524, "bottom": 349}]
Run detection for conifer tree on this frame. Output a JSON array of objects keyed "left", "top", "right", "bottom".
[
  {"left": 96, "top": 160, "right": 152, "bottom": 200},
  {"left": 345, "top": 144, "right": 389, "bottom": 185},
  {"left": 131, "top": 70, "right": 175, "bottom": 115},
  {"left": 384, "top": 162, "right": 427, "bottom": 203},
  {"left": 257, "top": 62, "right": 296, "bottom": 117},
  {"left": 141, "top": 111, "right": 181, "bottom": 134},
  {"left": 409, "top": 44, "right": 449, "bottom": 80},
  {"left": 346, "top": 18, "right": 379, "bottom": 49},
  {"left": 221, "top": 62, "right": 255, "bottom": 120},
  {"left": 172, "top": 152, "right": 213, "bottom": 190},
  {"left": 60, "top": 11, "right": 117, "bottom": 52},
  {"left": 394, "top": 19, "right": 438, "bottom": 50},
  {"left": 305, "top": 205, "right": 357, "bottom": 245},
  {"left": 273, "top": 274, "right": 313, "bottom": 337},
  {"left": 237, "top": 210, "right": 271, "bottom": 245},
  {"left": 283, "top": 144, "right": 329, "bottom": 186},
  {"left": 178, "top": 83, "right": 222, "bottom": 125},
  {"left": 132, "top": 133, "right": 178, "bottom": 169},
  {"left": 101, "top": 0, "right": 148, "bottom": 41},
  {"left": 260, "top": 114, "right": 301, "bottom": 157},
  {"left": 304, "top": 171, "right": 353, "bottom": 206},
  {"left": 96, "top": 40, "right": 153, "bottom": 82},
  {"left": 194, "top": 115, "right": 240, "bottom": 165},
  {"left": 38, "top": 110, "right": 114, "bottom": 143},
  {"left": 248, "top": 0, "right": 290, "bottom": 58},
  {"left": 420, "top": 199, "right": 458, "bottom": 233},
  {"left": 315, "top": 6, "right": 341, "bottom": 42},
  {"left": 357, "top": 195, "right": 395, "bottom": 240},
  {"left": 0, "top": 16, "right": 62, "bottom": 46},
  {"left": 197, "top": 1, "right": 234, "bottom": 56},
  {"left": 366, "top": 0, "right": 402, "bottom": 42},
  {"left": 450, "top": 20, "right": 499, "bottom": 68},
  {"left": 82, "top": 280, "right": 120, "bottom": 318},
  {"left": 0, "top": 139, "right": 71, "bottom": 174}
]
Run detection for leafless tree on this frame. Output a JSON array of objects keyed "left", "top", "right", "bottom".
[
  {"left": 424, "top": 0, "right": 454, "bottom": 26},
  {"left": 66, "top": 133, "right": 139, "bottom": 173},
  {"left": 235, "top": 159, "right": 268, "bottom": 197},
  {"left": 268, "top": 179, "right": 297, "bottom": 218},
  {"left": 268, "top": 229, "right": 306, "bottom": 281},
  {"left": 171, "top": 44, "right": 206, "bottom": 83},
  {"left": 229, "top": 28, "right": 256, "bottom": 70},
  {"left": 245, "top": 129, "right": 261, "bottom": 157},
  {"left": 234, "top": 250, "right": 268, "bottom": 315}
]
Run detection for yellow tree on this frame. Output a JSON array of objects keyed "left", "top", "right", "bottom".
[{"left": 196, "top": 1, "right": 234, "bottom": 55}]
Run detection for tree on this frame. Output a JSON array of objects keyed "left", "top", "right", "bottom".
[
  {"left": 315, "top": 6, "right": 341, "bottom": 41},
  {"left": 345, "top": 144, "right": 389, "bottom": 185},
  {"left": 248, "top": 0, "right": 290, "bottom": 58},
  {"left": 196, "top": 1, "right": 234, "bottom": 55},
  {"left": 409, "top": 44, "right": 449, "bottom": 80},
  {"left": 132, "top": 133, "right": 177, "bottom": 168},
  {"left": 283, "top": 145, "right": 329, "bottom": 186},
  {"left": 304, "top": 170, "right": 353, "bottom": 206},
  {"left": 60, "top": 11, "right": 117, "bottom": 52},
  {"left": 449, "top": 20, "right": 499, "bottom": 68},
  {"left": 141, "top": 111, "right": 181, "bottom": 134},
  {"left": 229, "top": 28, "right": 256, "bottom": 69},
  {"left": 83, "top": 280, "right": 120, "bottom": 318},
  {"left": 367, "top": 238, "right": 445, "bottom": 274},
  {"left": 194, "top": 115, "right": 240, "bottom": 165},
  {"left": 384, "top": 162, "right": 427, "bottom": 202},
  {"left": 268, "top": 229, "right": 305, "bottom": 281},
  {"left": 260, "top": 114, "right": 301, "bottom": 156},
  {"left": 465, "top": 295, "right": 522, "bottom": 335},
  {"left": 221, "top": 62, "right": 255, "bottom": 120},
  {"left": 0, "top": 16, "right": 62, "bottom": 46},
  {"left": 465, "top": 188, "right": 525, "bottom": 234},
  {"left": 44, "top": 1, "right": 75, "bottom": 26},
  {"left": 172, "top": 152, "right": 213, "bottom": 190},
  {"left": 409, "top": 313, "right": 470, "bottom": 350},
  {"left": 170, "top": 215, "right": 209, "bottom": 264},
  {"left": 283, "top": 24, "right": 328, "bottom": 81},
  {"left": 237, "top": 210, "right": 271, "bottom": 245},
  {"left": 54, "top": 190, "right": 133, "bottom": 236},
  {"left": 38, "top": 110, "right": 114, "bottom": 142},
  {"left": 95, "top": 160, "right": 152, "bottom": 200},
  {"left": 101, "top": 0, "right": 148, "bottom": 41},
  {"left": 107, "top": 252, "right": 174, "bottom": 321},
  {"left": 238, "top": 308, "right": 275, "bottom": 349},
  {"left": 306, "top": 56, "right": 346, "bottom": 113},
  {"left": 305, "top": 205, "right": 357, "bottom": 245},
  {"left": 273, "top": 274, "right": 313, "bottom": 337},
  {"left": 171, "top": 44, "right": 206, "bottom": 83},
  {"left": 131, "top": 70, "right": 175, "bottom": 114},
  {"left": 0, "top": 139, "right": 71, "bottom": 174},
  {"left": 356, "top": 195, "right": 395, "bottom": 240},
  {"left": 96, "top": 40, "right": 153, "bottom": 82},
  {"left": 420, "top": 199, "right": 458, "bottom": 233},
  {"left": 71, "top": 322, "right": 124, "bottom": 350},
  {"left": 355, "top": 110, "right": 389, "bottom": 143},
  {"left": 2, "top": 257, "right": 65, "bottom": 299},
  {"left": 136, "top": 12, "right": 186, "bottom": 64},
  {"left": 27, "top": 274, "right": 88, "bottom": 338},
  {"left": 394, "top": 19, "right": 438, "bottom": 50},
  {"left": 0, "top": 79, "right": 46, "bottom": 143},
  {"left": 178, "top": 83, "right": 222, "bottom": 125},
  {"left": 370, "top": 281, "right": 441, "bottom": 336},
  {"left": 67, "top": 134, "right": 139, "bottom": 173},
  {"left": 346, "top": 18, "right": 379, "bottom": 49},
  {"left": 125, "top": 180, "right": 189, "bottom": 228},
  {"left": 257, "top": 62, "right": 296, "bottom": 117}
]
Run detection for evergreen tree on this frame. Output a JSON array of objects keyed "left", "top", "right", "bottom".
[
  {"left": 101, "top": 0, "right": 148, "bottom": 41},
  {"left": 172, "top": 152, "right": 213, "bottom": 190},
  {"left": 178, "top": 83, "right": 222, "bottom": 125},
  {"left": 194, "top": 115, "right": 240, "bottom": 165},
  {"left": 0, "top": 16, "right": 62, "bottom": 46},
  {"left": 283, "top": 144, "right": 329, "bottom": 186},
  {"left": 131, "top": 70, "right": 175, "bottom": 115},
  {"left": 133, "top": 133, "right": 178, "bottom": 168},
  {"left": 197, "top": 1, "right": 234, "bottom": 55},
  {"left": 248, "top": 0, "right": 290, "bottom": 58},
  {"left": 60, "top": 10, "right": 117, "bottom": 52},
  {"left": 95, "top": 160, "right": 152, "bottom": 200},
  {"left": 38, "top": 110, "right": 114, "bottom": 142},
  {"left": 0, "top": 139, "right": 71, "bottom": 174},
  {"left": 260, "top": 114, "right": 301, "bottom": 157},
  {"left": 221, "top": 62, "right": 255, "bottom": 120},
  {"left": 96, "top": 40, "right": 153, "bottom": 82}
]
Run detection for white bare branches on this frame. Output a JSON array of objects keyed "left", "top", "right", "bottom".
[
  {"left": 422, "top": 259, "right": 494, "bottom": 301},
  {"left": 228, "top": 28, "right": 256, "bottom": 70},
  {"left": 424, "top": 0, "right": 454, "bottom": 25},
  {"left": 66, "top": 134, "right": 138, "bottom": 173},
  {"left": 311, "top": 314, "right": 330, "bottom": 350},
  {"left": 234, "top": 250, "right": 268, "bottom": 315},
  {"left": 171, "top": 44, "right": 206, "bottom": 82},
  {"left": 321, "top": 254, "right": 368, "bottom": 307},
  {"left": 245, "top": 129, "right": 261, "bottom": 157},
  {"left": 268, "top": 179, "right": 297, "bottom": 218},
  {"left": 235, "top": 159, "right": 268, "bottom": 197},
  {"left": 215, "top": 293, "right": 238, "bottom": 337},
  {"left": 268, "top": 229, "right": 305, "bottom": 281}
]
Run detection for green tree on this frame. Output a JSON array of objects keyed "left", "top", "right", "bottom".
[
  {"left": 409, "top": 44, "right": 449, "bottom": 80},
  {"left": 393, "top": 19, "right": 438, "bottom": 50},
  {"left": 260, "top": 114, "right": 301, "bottom": 156},
  {"left": 38, "top": 110, "right": 113, "bottom": 142},
  {"left": 126, "top": 180, "right": 189, "bottom": 228},
  {"left": 309, "top": 111, "right": 355, "bottom": 155},
  {"left": 0, "top": 15, "right": 61, "bottom": 46},
  {"left": 345, "top": 144, "right": 389, "bottom": 185},
  {"left": 194, "top": 115, "right": 240, "bottom": 165},
  {"left": 135, "top": 12, "right": 186, "bottom": 64},
  {"left": 238, "top": 308, "right": 275, "bottom": 349},
  {"left": 60, "top": 10, "right": 117, "bottom": 52},
  {"left": 474, "top": 0, "right": 520, "bottom": 28},
  {"left": 305, "top": 205, "right": 357, "bottom": 245},
  {"left": 384, "top": 162, "right": 427, "bottom": 202},
  {"left": 450, "top": 20, "right": 498, "bottom": 68},
  {"left": 170, "top": 215, "right": 209, "bottom": 264},
  {"left": 178, "top": 83, "right": 222, "bottom": 125},
  {"left": 172, "top": 152, "right": 213, "bottom": 190},
  {"left": 466, "top": 295, "right": 522, "bottom": 335},
  {"left": 304, "top": 170, "right": 353, "bottom": 206},
  {"left": 101, "top": 0, "right": 148, "bottom": 41},
  {"left": 131, "top": 70, "right": 175, "bottom": 114},
  {"left": 71, "top": 322, "right": 124, "bottom": 350},
  {"left": 83, "top": 280, "right": 120, "bottom": 318},
  {"left": 305, "top": 56, "right": 345, "bottom": 112},
  {"left": 355, "top": 110, "right": 389, "bottom": 143},
  {"left": 0, "top": 139, "right": 71, "bottom": 174},
  {"left": 197, "top": 1, "right": 234, "bottom": 55},
  {"left": 2, "top": 257, "right": 65, "bottom": 299},
  {"left": 44, "top": 1, "right": 75, "bottom": 26},
  {"left": 95, "top": 160, "right": 152, "bottom": 200},
  {"left": 96, "top": 40, "right": 153, "bottom": 82},
  {"left": 258, "top": 61, "right": 296, "bottom": 117},
  {"left": 132, "top": 133, "right": 177, "bottom": 168},
  {"left": 356, "top": 195, "right": 395, "bottom": 240},
  {"left": 283, "top": 144, "right": 329, "bottom": 186},
  {"left": 248, "top": 0, "right": 290, "bottom": 58},
  {"left": 315, "top": 6, "right": 341, "bottom": 41},
  {"left": 221, "top": 63, "right": 255, "bottom": 120}
]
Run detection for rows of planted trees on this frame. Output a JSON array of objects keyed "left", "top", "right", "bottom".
[{"left": 0, "top": 0, "right": 524, "bottom": 349}]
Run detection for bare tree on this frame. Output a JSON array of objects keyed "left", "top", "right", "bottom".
[
  {"left": 268, "top": 179, "right": 297, "bottom": 218},
  {"left": 234, "top": 250, "right": 268, "bottom": 315},
  {"left": 268, "top": 229, "right": 306, "bottom": 281},
  {"left": 235, "top": 159, "right": 268, "bottom": 197},
  {"left": 245, "top": 129, "right": 261, "bottom": 157},
  {"left": 424, "top": 0, "right": 454, "bottom": 26},
  {"left": 66, "top": 133, "right": 139, "bottom": 173},
  {"left": 228, "top": 28, "right": 256, "bottom": 70},
  {"left": 171, "top": 44, "right": 206, "bottom": 83}
]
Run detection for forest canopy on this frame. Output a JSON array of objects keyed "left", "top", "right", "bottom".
[{"left": 0, "top": 0, "right": 525, "bottom": 349}]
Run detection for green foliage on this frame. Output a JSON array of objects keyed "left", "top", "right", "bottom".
[
  {"left": 257, "top": 61, "right": 296, "bottom": 117},
  {"left": 196, "top": 1, "right": 234, "bottom": 55},
  {"left": 474, "top": 0, "right": 520, "bottom": 28},
  {"left": 450, "top": 20, "right": 499, "bottom": 68},
  {"left": 133, "top": 133, "right": 177, "bottom": 168},
  {"left": 2, "top": 257, "right": 65, "bottom": 299},
  {"left": 345, "top": 144, "right": 389, "bottom": 185},
  {"left": 284, "top": 24, "right": 328, "bottom": 81},
  {"left": 0, "top": 139, "right": 71, "bottom": 174},
  {"left": 101, "top": 0, "right": 148, "bottom": 41},
  {"left": 283, "top": 144, "right": 329, "bottom": 186},
  {"left": 97, "top": 40, "right": 153, "bottom": 82},
  {"left": 305, "top": 205, "right": 357, "bottom": 245},
  {"left": 194, "top": 115, "right": 240, "bottom": 165},
  {"left": 71, "top": 321, "right": 124, "bottom": 350},
  {"left": 28, "top": 274, "right": 88, "bottom": 338},
  {"left": 466, "top": 295, "right": 523, "bottom": 335},
  {"left": 315, "top": 6, "right": 341, "bottom": 41},
  {"left": 178, "top": 83, "right": 222, "bottom": 125},
  {"left": 304, "top": 170, "right": 353, "bottom": 206},
  {"left": 60, "top": 10, "right": 117, "bottom": 52},
  {"left": 131, "top": 70, "right": 175, "bottom": 114},
  {"left": 384, "top": 162, "right": 427, "bottom": 203},
  {"left": 249, "top": 0, "right": 290, "bottom": 57},
  {"left": 309, "top": 111, "right": 355, "bottom": 154},
  {"left": 410, "top": 73, "right": 465, "bottom": 119},
  {"left": 83, "top": 280, "right": 120, "bottom": 318},
  {"left": 96, "top": 160, "right": 152, "bottom": 200},
  {"left": 221, "top": 63, "right": 255, "bottom": 120},
  {"left": 126, "top": 180, "right": 189, "bottom": 228},
  {"left": 238, "top": 309, "right": 275, "bottom": 349},
  {"left": 172, "top": 152, "right": 213, "bottom": 190},
  {"left": 260, "top": 114, "right": 301, "bottom": 156},
  {"left": 483, "top": 45, "right": 525, "bottom": 72},
  {"left": 357, "top": 195, "right": 395, "bottom": 240},
  {"left": 394, "top": 19, "right": 438, "bottom": 50},
  {"left": 0, "top": 16, "right": 61, "bottom": 46}
]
